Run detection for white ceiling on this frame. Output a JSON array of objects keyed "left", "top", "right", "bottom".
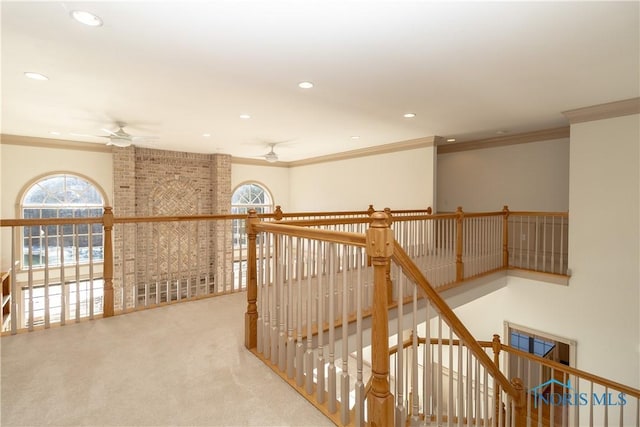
[{"left": 2, "top": 1, "right": 639, "bottom": 162}]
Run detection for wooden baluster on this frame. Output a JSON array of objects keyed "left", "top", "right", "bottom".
[
  {"left": 456, "top": 206, "right": 464, "bottom": 282},
  {"left": 244, "top": 209, "right": 258, "bottom": 349},
  {"left": 256, "top": 226, "right": 264, "bottom": 354},
  {"left": 286, "top": 236, "right": 295, "bottom": 378},
  {"left": 328, "top": 243, "right": 337, "bottom": 413},
  {"left": 384, "top": 207, "right": 394, "bottom": 304},
  {"left": 263, "top": 231, "right": 271, "bottom": 355},
  {"left": 341, "top": 244, "right": 350, "bottom": 424},
  {"left": 366, "top": 212, "right": 394, "bottom": 427},
  {"left": 355, "top": 246, "right": 365, "bottom": 427},
  {"left": 511, "top": 377, "right": 527, "bottom": 427},
  {"left": 317, "top": 241, "right": 326, "bottom": 405},
  {"left": 395, "top": 270, "right": 405, "bottom": 427},
  {"left": 305, "top": 238, "right": 314, "bottom": 395},
  {"left": 296, "top": 237, "right": 304, "bottom": 387},
  {"left": 502, "top": 206, "right": 510, "bottom": 269},
  {"left": 44, "top": 226, "right": 51, "bottom": 326},
  {"left": 103, "top": 207, "right": 114, "bottom": 317}
]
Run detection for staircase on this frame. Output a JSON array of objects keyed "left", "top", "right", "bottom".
[{"left": 243, "top": 209, "right": 639, "bottom": 427}]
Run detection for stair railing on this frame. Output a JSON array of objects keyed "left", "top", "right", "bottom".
[
  {"left": 494, "top": 335, "right": 640, "bottom": 427},
  {"left": 244, "top": 210, "right": 526, "bottom": 426}
]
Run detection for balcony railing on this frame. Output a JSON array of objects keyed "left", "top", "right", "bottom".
[
  {"left": 1, "top": 205, "right": 563, "bottom": 334},
  {"left": 2, "top": 205, "right": 638, "bottom": 426}
]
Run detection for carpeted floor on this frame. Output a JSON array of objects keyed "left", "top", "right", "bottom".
[{"left": 1, "top": 292, "right": 333, "bottom": 426}]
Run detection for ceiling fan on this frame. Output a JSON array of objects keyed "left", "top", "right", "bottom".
[
  {"left": 261, "top": 143, "right": 279, "bottom": 163},
  {"left": 97, "top": 122, "right": 157, "bottom": 147},
  {"left": 251, "top": 140, "right": 297, "bottom": 163}
]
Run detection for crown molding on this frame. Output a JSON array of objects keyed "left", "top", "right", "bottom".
[
  {"left": 0, "top": 134, "right": 112, "bottom": 153},
  {"left": 231, "top": 157, "right": 290, "bottom": 167},
  {"left": 288, "top": 136, "right": 440, "bottom": 167},
  {"left": 437, "top": 126, "right": 570, "bottom": 154},
  {"left": 562, "top": 97, "right": 640, "bottom": 124}
]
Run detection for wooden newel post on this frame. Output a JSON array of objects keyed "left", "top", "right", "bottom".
[
  {"left": 367, "top": 204, "right": 375, "bottom": 215},
  {"left": 103, "top": 207, "right": 114, "bottom": 317},
  {"left": 274, "top": 205, "right": 283, "bottom": 221},
  {"left": 366, "top": 212, "right": 395, "bottom": 427},
  {"left": 502, "top": 205, "right": 510, "bottom": 268},
  {"left": 455, "top": 206, "right": 464, "bottom": 282},
  {"left": 492, "top": 334, "right": 502, "bottom": 423},
  {"left": 511, "top": 377, "right": 527, "bottom": 427},
  {"left": 245, "top": 209, "right": 259, "bottom": 349}
]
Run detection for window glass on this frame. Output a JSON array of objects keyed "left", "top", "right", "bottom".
[
  {"left": 21, "top": 174, "right": 105, "bottom": 267},
  {"left": 231, "top": 183, "right": 273, "bottom": 248}
]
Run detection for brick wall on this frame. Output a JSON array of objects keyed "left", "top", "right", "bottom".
[{"left": 112, "top": 147, "right": 231, "bottom": 310}]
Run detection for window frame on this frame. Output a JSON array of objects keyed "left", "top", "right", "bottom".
[{"left": 17, "top": 172, "right": 108, "bottom": 271}]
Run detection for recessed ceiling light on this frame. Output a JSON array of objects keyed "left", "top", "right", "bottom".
[
  {"left": 70, "top": 10, "right": 103, "bottom": 27},
  {"left": 24, "top": 72, "right": 48, "bottom": 81},
  {"left": 49, "top": 131, "right": 61, "bottom": 136},
  {"left": 403, "top": 113, "right": 416, "bottom": 118},
  {"left": 239, "top": 114, "right": 251, "bottom": 119},
  {"left": 446, "top": 138, "right": 456, "bottom": 143},
  {"left": 298, "top": 81, "right": 314, "bottom": 89},
  {"left": 351, "top": 136, "right": 360, "bottom": 140},
  {"left": 202, "top": 133, "right": 211, "bottom": 137}
]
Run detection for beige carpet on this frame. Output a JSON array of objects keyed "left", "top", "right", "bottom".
[{"left": 1, "top": 292, "right": 333, "bottom": 427}]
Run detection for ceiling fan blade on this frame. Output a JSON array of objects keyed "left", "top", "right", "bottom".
[
  {"left": 131, "top": 135, "right": 159, "bottom": 141},
  {"left": 101, "top": 128, "right": 118, "bottom": 136},
  {"left": 70, "top": 132, "right": 112, "bottom": 139}
]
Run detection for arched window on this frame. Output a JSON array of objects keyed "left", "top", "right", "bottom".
[
  {"left": 21, "top": 174, "right": 105, "bottom": 267},
  {"left": 230, "top": 183, "right": 273, "bottom": 249},
  {"left": 231, "top": 182, "right": 273, "bottom": 215}
]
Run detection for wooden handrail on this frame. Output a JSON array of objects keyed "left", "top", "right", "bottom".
[
  {"left": 509, "top": 211, "right": 569, "bottom": 217},
  {"left": 391, "top": 239, "right": 519, "bottom": 398},
  {"left": 463, "top": 211, "right": 508, "bottom": 218},
  {"left": 0, "top": 208, "right": 570, "bottom": 228},
  {"left": 270, "top": 217, "right": 373, "bottom": 227},
  {"left": 253, "top": 222, "right": 367, "bottom": 247},
  {"left": 385, "top": 213, "right": 458, "bottom": 222},
  {"left": 390, "top": 336, "right": 495, "bottom": 355},
  {"left": 0, "top": 217, "right": 103, "bottom": 226},
  {"left": 500, "top": 344, "right": 640, "bottom": 398}
]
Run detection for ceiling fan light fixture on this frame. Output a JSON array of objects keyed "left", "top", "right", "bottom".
[
  {"left": 70, "top": 10, "right": 103, "bottom": 27},
  {"left": 264, "top": 152, "right": 278, "bottom": 163},
  {"left": 107, "top": 138, "right": 132, "bottom": 148}
]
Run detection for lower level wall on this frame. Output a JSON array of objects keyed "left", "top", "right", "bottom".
[{"left": 452, "top": 274, "right": 639, "bottom": 389}]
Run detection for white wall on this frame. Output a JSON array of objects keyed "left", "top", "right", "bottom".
[
  {"left": 437, "top": 138, "right": 570, "bottom": 212},
  {"left": 289, "top": 146, "right": 436, "bottom": 212},
  {"left": 231, "top": 163, "right": 290, "bottom": 210},
  {"left": 565, "top": 113, "right": 639, "bottom": 386},
  {"left": 0, "top": 143, "right": 113, "bottom": 270},
  {"left": 452, "top": 115, "right": 639, "bottom": 388}
]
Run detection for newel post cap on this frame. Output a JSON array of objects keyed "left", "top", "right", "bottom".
[
  {"left": 366, "top": 212, "right": 394, "bottom": 258},
  {"left": 246, "top": 208, "right": 259, "bottom": 233}
]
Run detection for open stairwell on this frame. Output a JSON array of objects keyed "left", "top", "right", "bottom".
[{"left": 243, "top": 210, "right": 639, "bottom": 426}]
